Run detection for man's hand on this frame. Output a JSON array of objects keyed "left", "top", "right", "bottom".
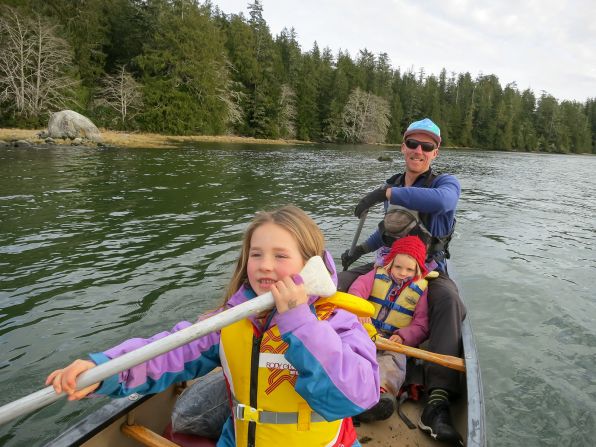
[
  {"left": 354, "top": 187, "right": 388, "bottom": 218},
  {"left": 341, "top": 244, "right": 367, "bottom": 270}
]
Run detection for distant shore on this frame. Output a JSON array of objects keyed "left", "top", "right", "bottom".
[
  {"left": 0, "top": 128, "right": 311, "bottom": 149},
  {"left": 5, "top": 128, "right": 573, "bottom": 153}
]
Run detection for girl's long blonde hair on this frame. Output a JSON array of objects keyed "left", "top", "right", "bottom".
[{"left": 223, "top": 205, "right": 325, "bottom": 304}]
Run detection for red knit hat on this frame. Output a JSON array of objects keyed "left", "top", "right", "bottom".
[{"left": 384, "top": 235, "right": 428, "bottom": 277}]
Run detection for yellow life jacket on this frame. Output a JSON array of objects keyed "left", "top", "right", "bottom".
[
  {"left": 369, "top": 267, "right": 430, "bottom": 335},
  {"left": 219, "top": 301, "right": 343, "bottom": 447}
]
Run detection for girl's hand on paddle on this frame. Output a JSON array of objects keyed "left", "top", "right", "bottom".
[
  {"left": 389, "top": 334, "right": 403, "bottom": 344},
  {"left": 45, "top": 359, "right": 99, "bottom": 400},
  {"left": 358, "top": 316, "right": 372, "bottom": 325},
  {"left": 271, "top": 274, "right": 308, "bottom": 314}
]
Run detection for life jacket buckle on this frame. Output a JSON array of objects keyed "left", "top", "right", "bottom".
[{"left": 235, "top": 403, "right": 261, "bottom": 422}]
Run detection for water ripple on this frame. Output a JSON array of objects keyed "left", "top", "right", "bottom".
[{"left": 0, "top": 146, "right": 595, "bottom": 446}]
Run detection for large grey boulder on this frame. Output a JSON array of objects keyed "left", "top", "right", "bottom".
[{"left": 48, "top": 110, "right": 102, "bottom": 142}]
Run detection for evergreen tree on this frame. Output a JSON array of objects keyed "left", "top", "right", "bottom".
[
  {"left": 559, "top": 100, "right": 591, "bottom": 153},
  {"left": 585, "top": 98, "right": 596, "bottom": 153},
  {"left": 473, "top": 74, "right": 502, "bottom": 149},
  {"left": 518, "top": 89, "right": 538, "bottom": 150},
  {"left": 0, "top": 0, "right": 593, "bottom": 149},
  {"left": 535, "top": 93, "right": 564, "bottom": 152},
  {"left": 135, "top": 0, "right": 231, "bottom": 134},
  {"left": 295, "top": 45, "right": 321, "bottom": 140},
  {"left": 386, "top": 70, "right": 404, "bottom": 144}
]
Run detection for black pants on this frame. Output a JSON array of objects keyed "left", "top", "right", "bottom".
[
  {"left": 338, "top": 266, "right": 466, "bottom": 396},
  {"left": 426, "top": 272, "right": 466, "bottom": 395}
]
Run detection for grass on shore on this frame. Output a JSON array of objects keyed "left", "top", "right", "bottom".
[{"left": 0, "top": 128, "right": 311, "bottom": 149}]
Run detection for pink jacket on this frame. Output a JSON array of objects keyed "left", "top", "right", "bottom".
[{"left": 348, "top": 269, "right": 429, "bottom": 347}]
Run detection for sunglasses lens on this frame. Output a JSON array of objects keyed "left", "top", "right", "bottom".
[
  {"left": 405, "top": 139, "right": 435, "bottom": 152},
  {"left": 405, "top": 139, "right": 418, "bottom": 149}
]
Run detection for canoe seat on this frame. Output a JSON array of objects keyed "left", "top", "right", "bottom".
[{"left": 163, "top": 422, "right": 218, "bottom": 447}]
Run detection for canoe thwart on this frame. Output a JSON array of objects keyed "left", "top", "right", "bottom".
[{"left": 121, "top": 423, "right": 179, "bottom": 447}]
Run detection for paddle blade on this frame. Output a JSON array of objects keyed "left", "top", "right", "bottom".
[{"left": 301, "top": 255, "right": 337, "bottom": 297}]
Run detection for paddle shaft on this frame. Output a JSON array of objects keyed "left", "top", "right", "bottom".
[
  {"left": 348, "top": 211, "right": 368, "bottom": 256},
  {"left": 375, "top": 337, "right": 466, "bottom": 372},
  {"left": 0, "top": 292, "right": 276, "bottom": 426},
  {"left": 0, "top": 255, "right": 337, "bottom": 426},
  {"left": 344, "top": 211, "right": 368, "bottom": 271}
]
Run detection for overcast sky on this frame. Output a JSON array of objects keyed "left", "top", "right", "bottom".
[{"left": 212, "top": 0, "right": 595, "bottom": 102}]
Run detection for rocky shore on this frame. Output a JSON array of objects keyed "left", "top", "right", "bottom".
[{"left": 0, "top": 128, "right": 309, "bottom": 149}]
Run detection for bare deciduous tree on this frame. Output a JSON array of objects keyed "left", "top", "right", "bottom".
[
  {"left": 95, "top": 65, "right": 143, "bottom": 125},
  {"left": 341, "top": 87, "right": 390, "bottom": 144},
  {"left": 0, "top": 7, "right": 78, "bottom": 118},
  {"left": 216, "top": 60, "right": 245, "bottom": 131},
  {"left": 278, "top": 84, "right": 296, "bottom": 139}
]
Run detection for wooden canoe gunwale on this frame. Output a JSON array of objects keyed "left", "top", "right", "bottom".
[
  {"left": 461, "top": 303, "right": 486, "bottom": 447},
  {"left": 43, "top": 393, "right": 151, "bottom": 447}
]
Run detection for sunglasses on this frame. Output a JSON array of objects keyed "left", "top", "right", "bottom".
[{"left": 404, "top": 138, "right": 436, "bottom": 152}]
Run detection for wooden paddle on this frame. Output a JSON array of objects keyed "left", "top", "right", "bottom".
[{"left": 375, "top": 336, "right": 466, "bottom": 372}]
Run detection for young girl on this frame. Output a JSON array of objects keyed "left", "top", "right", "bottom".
[
  {"left": 348, "top": 235, "right": 431, "bottom": 422},
  {"left": 46, "top": 205, "right": 379, "bottom": 447}
]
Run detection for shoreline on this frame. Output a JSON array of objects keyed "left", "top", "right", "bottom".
[
  {"left": 0, "top": 128, "right": 312, "bottom": 149},
  {"left": 1, "top": 128, "right": 589, "bottom": 155}
]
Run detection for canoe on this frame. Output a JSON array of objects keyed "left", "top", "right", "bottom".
[
  {"left": 45, "top": 269, "right": 485, "bottom": 446},
  {"left": 45, "top": 326, "right": 485, "bottom": 446}
]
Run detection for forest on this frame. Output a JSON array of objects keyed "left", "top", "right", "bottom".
[{"left": 0, "top": 0, "right": 594, "bottom": 153}]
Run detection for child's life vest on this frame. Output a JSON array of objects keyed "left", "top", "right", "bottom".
[
  {"left": 219, "top": 292, "right": 372, "bottom": 447},
  {"left": 369, "top": 266, "right": 436, "bottom": 335}
]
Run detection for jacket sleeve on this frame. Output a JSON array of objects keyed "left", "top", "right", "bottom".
[
  {"left": 89, "top": 321, "right": 221, "bottom": 397},
  {"left": 395, "top": 289, "right": 429, "bottom": 347},
  {"left": 388, "top": 174, "right": 460, "bottom": 214},
  {"left": 363, "top": 228, "right": 384, "bottom": 252},
  {"left": 276, "top": 305, "right": 380, "bottom": 421},
  {"left": 347, "top": 269, "right": 376, "bottom": 299}
]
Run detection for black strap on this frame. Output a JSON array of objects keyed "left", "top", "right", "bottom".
[
  {"left": 396, "top": 391, "right": 417, "bottom": 429},
  {"left": 384, "top": 169, "right": 454, "bottom": 261}
]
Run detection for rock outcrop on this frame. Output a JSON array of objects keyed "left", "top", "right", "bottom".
[{"left": 47, "top": 110, "right": 102, "bottom": 143}]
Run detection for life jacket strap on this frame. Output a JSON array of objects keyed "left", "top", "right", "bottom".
[
  {"left": 233, "top": 401, "right": 326, "bottom": 425},
  {"left": 372, "top": 318, "right": 398, "bottom": 334},
  {"left": 369, "top": 297, "right": 415, "bottom": 316}
]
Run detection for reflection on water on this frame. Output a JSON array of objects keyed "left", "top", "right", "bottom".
[{"left": 1, "top": 145, "right": 595, "bottom": 446}]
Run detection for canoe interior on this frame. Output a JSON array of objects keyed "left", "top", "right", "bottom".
[
  {"left": 45, "top": 314, "right": 484, "bottom": 447},
  {"left": 355, "top": 394, "right": 467, "bottom": 446},
  {"left": 45, "top": 369, "right": 468, "bottom": 447},
  {"left": 45, "top": 387, "right": 181, "bottom": 447},
  {"left": 45, "top": 260, "right": 485, "bottom": 447}
]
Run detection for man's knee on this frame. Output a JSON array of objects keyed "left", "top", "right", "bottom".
[
  {"left": 337, "top": 271, "right": 359, "bottom": 292},
  {"left": 428, "top": 276, "right": 466, "bottom": 318}
]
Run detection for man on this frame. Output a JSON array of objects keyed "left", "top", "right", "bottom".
[{"left": 340, "top": 118, "right": 465, "bottom": 445}]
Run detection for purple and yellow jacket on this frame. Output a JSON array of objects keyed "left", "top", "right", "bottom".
[{"left": 89, "top": 256, "right": 380, "bottom": 446}]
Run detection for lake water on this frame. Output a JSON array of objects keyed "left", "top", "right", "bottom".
[{"left": 0, "top": 143, "right": 594, "bottom": 446}]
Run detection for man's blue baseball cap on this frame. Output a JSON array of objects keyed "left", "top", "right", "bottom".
[{"left": 403, "top": 118, "right": 441, "bottom": 145}]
